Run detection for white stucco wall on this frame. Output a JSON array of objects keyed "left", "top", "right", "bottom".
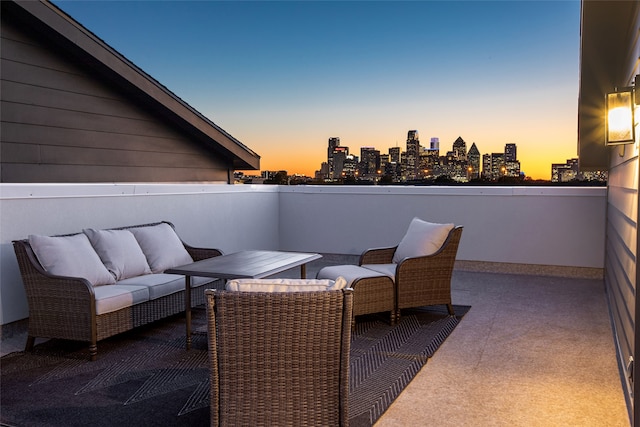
[
  {"left": 0, "top": 184, "right": 280, "bottom": 325},
  {"left": 0, "top": 184, "right": 607, "bottom": 325},
  {"left": 278, "top": 185, "right": 607, "bottom": 268}
]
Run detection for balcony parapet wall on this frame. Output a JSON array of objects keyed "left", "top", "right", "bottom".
[
  {"left": 278, "top": 185, "right": 606, "bottom": 269},
  {"left": 0, "top": 183, "right": 606, "bottom": 325}
]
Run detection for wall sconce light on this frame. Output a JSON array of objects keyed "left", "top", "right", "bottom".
[{"left": 606, "top": 77, "right": 637, "bottom": 145}]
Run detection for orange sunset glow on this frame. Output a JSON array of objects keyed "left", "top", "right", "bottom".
[{"left": 56, "top": 1, "right": 582, "bottom": 181}]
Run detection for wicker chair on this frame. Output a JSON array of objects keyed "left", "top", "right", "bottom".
[
  {"left": 360, "top": 226, "right": 463, "bottom": 321},
  {"left": 316, "top": 264, "right": 396, "bottom": 327},
  {"left": 205, "top": 288, "right": 353, "bottom": 427}
]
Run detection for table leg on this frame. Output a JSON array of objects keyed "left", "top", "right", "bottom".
[
  {"left": 185, "top": 275, "right": 192, "bottom": 350},
  {"left": 301, "top": 264, "right": 306, "bottom": 279}
]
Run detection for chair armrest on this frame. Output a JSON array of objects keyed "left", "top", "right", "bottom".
[
  {"left": 396, "top": 254, "right": 451, "bottom": 278},
  {"left": 359, "top": 246, "right": 397, "bottom": 265},
  {"left": 183, "top": 244, "right": 224, "bottom": 261}
]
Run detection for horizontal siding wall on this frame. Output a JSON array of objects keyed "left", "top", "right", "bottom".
[
  {"left": 0, "top": 18, "right": 229, "bottom": 183},
  {"left": 607, "top": 152, "right": 639, "bottom": 416},
  {"left": 603, "top": 4, "right": 640, "bottom": 420}
]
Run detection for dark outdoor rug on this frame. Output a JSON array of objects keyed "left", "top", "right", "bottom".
[{"left": 1, "top": 304, "right": 469, "bottom": 427}]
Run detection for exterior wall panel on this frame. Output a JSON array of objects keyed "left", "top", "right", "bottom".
[
  {"left": 607, "top": 265, "right": 634, "bottom": 361},
  {"left": 580, "top": 1, "right": 639, "bottom": 420},
  {"left": 0, "top": 16, "right": 231, "bottom": 183},
  {"left": 2, "top": 122, "right": 202, "bottom": 153},
  {"left": 606, "top": 143, "right": 638, "bottom": 424}
]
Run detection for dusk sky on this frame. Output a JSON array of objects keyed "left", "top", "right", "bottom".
[{"left": 54, "top": 0, "right": 581, "bottom": 180}]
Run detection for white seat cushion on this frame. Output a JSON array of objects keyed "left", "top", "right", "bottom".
[
  {"left": 129, "top": 223, "right": 193, "bottom": 273},
  {"left": 117, "top": 274, "right": 214, "bottom": 300},
  {"left": 226, "top": 277, "right": 348, "bottom": 292},
  {"left": 392, "top": 218, "right": 454, "bottom": 263},
  {"left": 84, "top": 228, "right": 152, "bottom": 281},
  {"left": 93, "top": 284, "right": 149, "bottom": 315},
  {"left": 28, "top": 233, "right": 116, "bottom": 286},
  {"left": 317, "top": 265, "right": 389, "bottom": 287},
  {"left": 360, "top": 264, "right": 397, "bottom": 282}
]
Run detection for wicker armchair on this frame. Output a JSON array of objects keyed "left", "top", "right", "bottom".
[
  {"left": 205, "top": 288, "right": 354, "bottom": 427},
  {"left": 360, "top": 226, "right": 463, "bottom": 321}
]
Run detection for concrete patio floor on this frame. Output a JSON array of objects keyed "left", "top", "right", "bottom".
[
  {"left": 1, "top": 255, "right": 630, "bottom": 426},
  {"left": 314, "top": 256, "right": 629, "bottom": 426}
]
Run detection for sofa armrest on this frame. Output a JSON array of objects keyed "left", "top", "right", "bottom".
[
  {"left": 183, "top": 244, "right": 223, "bottom": 261},
  {"left": 359, "top": 246, "right": 397, "bottom": 265},
  {"left": 13, "top": 240, "right": 96, "bottom": 341},
  {"left": 159, "top": 221, "right": 223, "bottom": 261}
]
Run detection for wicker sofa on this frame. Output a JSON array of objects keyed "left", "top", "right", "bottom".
[{"left": 12, "top": 221, "right": 223, "bottom": 361}]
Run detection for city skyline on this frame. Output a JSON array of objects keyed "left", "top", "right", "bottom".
[
  {"left": 318, "top": 133, "right": 522, "bottom": 182},
  {"left": 251, "top": 132, "right": 599, "bottom": 184},
  {"left": 317, "top": 132, "right": 520, "bottom": 180},
  {"left": 53, "top": 1, "right": 581, "bottom": 180}
]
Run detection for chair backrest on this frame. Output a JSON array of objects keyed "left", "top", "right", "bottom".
[
  {"left": 438, "top": 225, "right": 463, "bottom": 259},
  {"left": 205, "top": 288, "right": 354, "bottom": 426}
]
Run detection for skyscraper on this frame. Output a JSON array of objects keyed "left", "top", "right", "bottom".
[
  {"left": 490, "top": 153, "right": 506, "bottom": 179},
  {"left": 342, "top": 154, "right": 358, "bottom": 177},
  {"left": 504, "top": 143, "right": 520, "bottom": 177},
  {"left": 405, "top": 130, "right": 420, "bottom": 180},
  {"left": 452, "top": 136, "right": 467, "bottom": 161},
  {"left": 389, "top": 146, "right": 401, "bottom": 163},
  {"left": 505, "top": 143, "right": 517, "bottom": 162},
  {"left": 331, "top": 146, "right": 349, "bottom": 179},
  {"left": 467, "top": 143, "right": 480, "bottom": 180},
  {"left": 327, "top": 137, "right": 340, "bottom": 178},
  {"left": 482, "top": 154, "right": 492, "bottom": 179},
  {"left": 360, "top": 146, "right": 379, "bottom": 176}
]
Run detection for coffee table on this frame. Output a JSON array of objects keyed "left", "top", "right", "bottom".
[{"left": 165, "top": 250, "right": 322, "bottom": 349}]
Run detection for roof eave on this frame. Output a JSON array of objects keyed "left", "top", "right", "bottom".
[
  {"left": 578, "top": 0, "right": 638, "bottom": 171},
  {"left": 10, "top": 0, "right": 260, "bottom": 171}
]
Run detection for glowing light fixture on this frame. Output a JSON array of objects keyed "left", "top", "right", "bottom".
[{"left": 606, "top": 81, "right": 636, "bottom": 145}]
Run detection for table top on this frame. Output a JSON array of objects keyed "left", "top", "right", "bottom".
[{"left": 165, "top": 250, "right": 322, "bottom": 279}]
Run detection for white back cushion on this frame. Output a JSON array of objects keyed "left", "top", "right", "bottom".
[
  {"left": 226, "top": 277, "right": 348, "bottom": 292},
  {"left": 392, "top": 218, "right": 454, "bottom": 263},
  {"left": 28, "top": 233, "right": 116, "bottom": 286},
  {"left": 129, "top": 223, "right": 193, "bottom": 273},
  {"left": 84, "top": 228, "right": 152, "bottom": 281}
]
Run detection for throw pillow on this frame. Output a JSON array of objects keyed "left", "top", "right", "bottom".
[
  {"left": 28, "top": 233, "right": 116, "bottom": 286},
  {"left": 225, "top": 277, "right": 348, "bottom": 292},
  {"left": 392, "top": 218, "right": 454, "bottom": 263},
  {"left": 128, "top": 223, "right": 193, "bottom": 273},
  {"left": 84, "top": 228, "right": 152, "bottom": 281}
]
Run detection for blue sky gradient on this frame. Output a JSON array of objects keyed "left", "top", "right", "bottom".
[{"left": 54, "top": 0, "right": 581, "bottom": 179}]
